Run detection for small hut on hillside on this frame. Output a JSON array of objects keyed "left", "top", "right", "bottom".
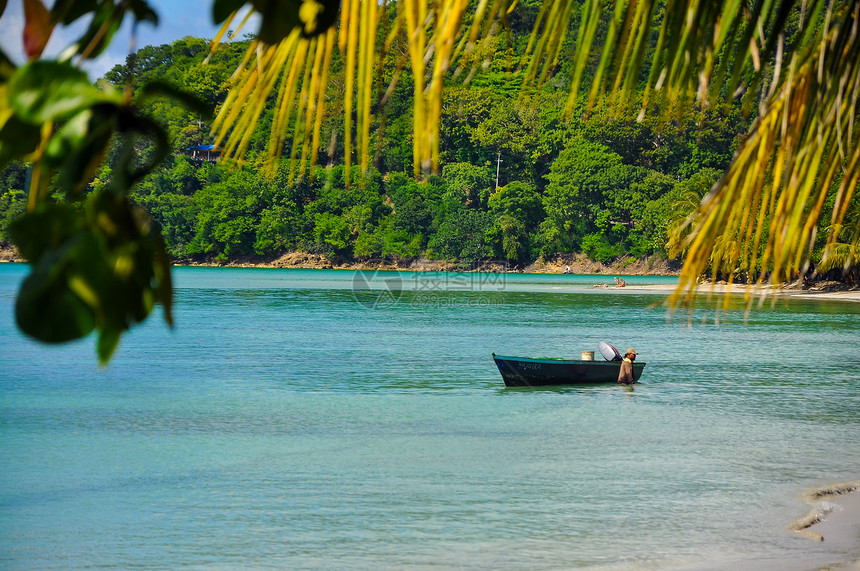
[{"left": 182, "top": 144, "right": 221, "bottom": 163}]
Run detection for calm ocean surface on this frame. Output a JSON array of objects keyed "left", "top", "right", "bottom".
[{"left": 1, "top": 264, "right": 858, "bottom": 569}]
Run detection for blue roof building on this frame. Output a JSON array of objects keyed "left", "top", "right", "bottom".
[{"left": 182, "top": 144, "right": 221, "bottom": 162}]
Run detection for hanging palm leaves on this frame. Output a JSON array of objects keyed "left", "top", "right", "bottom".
[
  {"left": 669, "top": 2, "right": 860, "bottom": 308},
  {"left": 210, "top": 0, "right": 511, "bottom": 183},
  {"left": 521, "top": 0, "right": 859, "bottom": 305},
  {"left": 210, "top": 0, "right": 859, "bottom": 302}
]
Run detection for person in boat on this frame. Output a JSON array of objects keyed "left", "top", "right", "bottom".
[{"left": 617, "top": 348, "right": 637, "bottom": 385}]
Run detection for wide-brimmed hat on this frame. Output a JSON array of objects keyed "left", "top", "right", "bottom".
[{"left": 625, "top": 348, "right": 638, "bottom": 355}]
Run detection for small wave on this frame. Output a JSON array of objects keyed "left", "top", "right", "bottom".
[{"left": 806, "top": 481, "right": 860, "bottom": 500}]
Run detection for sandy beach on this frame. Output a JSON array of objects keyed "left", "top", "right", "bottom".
[{"left": 621, "top": 282, "right": 860, "bottom": 302}]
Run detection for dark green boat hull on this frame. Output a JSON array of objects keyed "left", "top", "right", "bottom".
[{"left": 493, "top": 354, "right": 645, "bottom": 387}]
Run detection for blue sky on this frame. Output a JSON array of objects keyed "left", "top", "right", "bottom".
[{"left": 0, "top": 0, "right": 256, "bottom": 79}]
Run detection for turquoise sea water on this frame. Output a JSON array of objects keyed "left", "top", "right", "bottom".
[{"left": 1, "top": 264, "right": 858, "bottom": 569}]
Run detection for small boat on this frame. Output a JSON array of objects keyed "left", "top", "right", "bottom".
[{"left": 492, "top": 353, "right": 645, "bottom": 387}]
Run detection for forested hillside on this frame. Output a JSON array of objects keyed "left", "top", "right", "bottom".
[{"left": 0, "top": 7, "right": 754, "bottom": 267}]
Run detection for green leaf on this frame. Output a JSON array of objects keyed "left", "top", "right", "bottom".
[
  {"left": 9, "top": 61, "right": 116, "bottom": 123},
  {"left": 114, "top": 111, "right": 170, "bottom": 185},
  {"left": 44, "top": 105, "right": 116, "bottom": 193},
  {"left": 9, "top": 194, "right": 174, "bottom": 360},
  {"left": 151, "top": 225, "right": 174, "bottom": 327},
  {"left": 81, "top": 192, "right": 172, "bottom": 330},
  {"left": 49, "top": 0, "right": 98, "bottom": 25},
  {"left": 136, "top": 80, "right": 212, "bottom": 118},
  {"left": 213, "top": 0, "right": 247, "bottom": 25},
  {"left": 8, "top": 203, "right": 82, "bottom": 261},
  {"left": 0, "top": 113, "right": 41, "bottom": 169},
  {"left": 0, "top": 45, "right": 17, "bottom": 83},
  {"left": 251, "top": 0, "right": 300, "bottom": 44},
  {"left": 0, "top": 46, "right": 16, "bottom": 82},
  {"left": 16, "top": 251, "right": 97, "bottom": 343},
  {"left": 97, "top": 328, "right": 120, "bottom": 364},
  {"left": 251, "top": 0, "right": 340, "bottom": 43},
  {"left": 10, "top": 207, "right": 96, "bottom": 343},
  {"left": 313, "top": 0, "right": 340, "bottom": 38},
  {"left": 73, "top": 1, "right": 123, "bottom": 59},
  {"left": 128, "top": 0, "right": 158, "bottom": 25}
]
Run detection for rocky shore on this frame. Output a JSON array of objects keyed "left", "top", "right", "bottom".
[
  {"left": 0, "top": 246, "right": 21, "bottom": 263},
  {"left": 172, "top": 251, "right": 683, "bottom": 276}
]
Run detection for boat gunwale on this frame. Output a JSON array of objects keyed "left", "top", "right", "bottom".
[{"left": 493, "top": 355, "right": 646, "bottom": 367}]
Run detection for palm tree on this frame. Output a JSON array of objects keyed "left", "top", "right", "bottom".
[{"left": 212, "top": 0, "right": 859, "bottom": 307}]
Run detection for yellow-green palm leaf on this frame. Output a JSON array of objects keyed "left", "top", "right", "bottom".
[
  {"left": 666, "top": 2, "right": 860, "bottom": 307},
  {"left": 211, "top": 0, "right": 511, "bottom": 184},
  {"left": 214, "top": 0, "right": 860, "bottom": 306}
]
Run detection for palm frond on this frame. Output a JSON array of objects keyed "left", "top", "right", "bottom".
[
  {"left": 211, "top": 0, "right": 859, "bottom": 306},
  {"left": 211, "top": 0, "right": 510, "bottom": 184},
  {"left": 818, "top": 241, "right": 859, "bottom": 274},
  {"left": 668, "top": 1, "right": 860, "bottom": 307},
  {"left": 519, "top": 0, "right": 858, "bottom": 304}
]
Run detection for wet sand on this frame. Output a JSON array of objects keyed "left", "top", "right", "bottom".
[
  {"left": 788, "top": 483, "right": 860, "bottom": 568},
  {"left": 806, "top": 487, "right": 860, "bottom": 540}
]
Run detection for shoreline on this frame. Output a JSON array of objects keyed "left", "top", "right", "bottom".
[
  {"left": 2, "top": 251, "right": 857, "bottom": 302},
  {"left": 173, "top": 251, "right": 684, "bottom": 276},
  {"left": 0, "top": 247, "right": 681, "bottom": 275},
  {"left": 788, "top": 482, "right": 860, "bottom": 568},
  {"left": 789, "top": 482, "right": 860, "bottom": 542},
  {"left": 624, "top": 282, "right": 860, "bottom": 302}
]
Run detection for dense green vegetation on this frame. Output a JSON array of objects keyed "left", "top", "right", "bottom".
[{"left": 0, "top": 18, "right": 771, "bottom": 266}]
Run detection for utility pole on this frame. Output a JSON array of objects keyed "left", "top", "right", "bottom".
[{"left": 495, "top": 151, "right": 502, "bottom": 189}]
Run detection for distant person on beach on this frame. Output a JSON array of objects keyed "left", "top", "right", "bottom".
[
  {"left": 615, "top": 277, "right": 626, "bottom": 287},
  {"left": 617, "top": 348, "right": 637, "bottom": 385}
]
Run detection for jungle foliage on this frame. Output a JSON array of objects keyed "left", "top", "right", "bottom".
[{"left": 0, "top": 31, "right": 749, "bottom": 267}]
